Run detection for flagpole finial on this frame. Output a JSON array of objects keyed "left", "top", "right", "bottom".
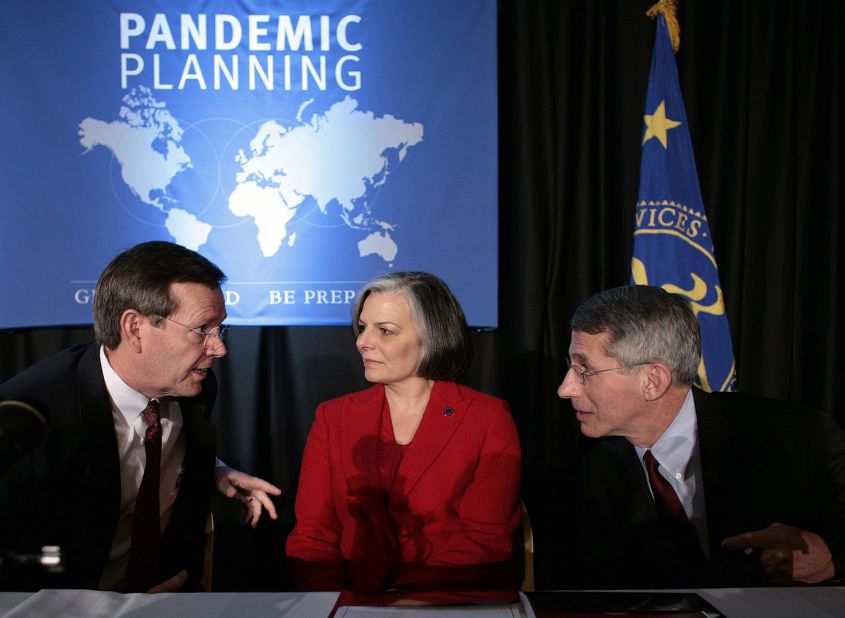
[{"left": 647, "top": 0, "right": 680, "bottom": 52}]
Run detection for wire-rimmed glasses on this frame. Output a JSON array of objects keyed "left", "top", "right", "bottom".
[
  {"left": 564, "top": 357, "right": 650, "bottom": 384},
  {"left": 157, "top": 315, "right": 230, "bottom": 349}
]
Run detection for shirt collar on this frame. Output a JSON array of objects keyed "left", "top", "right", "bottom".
[
  {"left": 99, "top": 345, "right": 153, "bottom": 424},
  {"left": 636, "top": 388, "right": 697, "bottom": 480}
]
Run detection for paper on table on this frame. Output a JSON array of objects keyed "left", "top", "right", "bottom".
[
  {"left": 1, "top": 590, "right": 340, "bottom": 617},
  {"left": 335, "top": 602, "right": 526, "bottom": 617}
]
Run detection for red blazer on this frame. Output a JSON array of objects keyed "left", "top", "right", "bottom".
[{"left": 286, "top": 381, "right": 522, "bottom": 592}]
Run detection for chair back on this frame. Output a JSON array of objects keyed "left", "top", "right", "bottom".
[
  {"left": 520, "top": 500, "right": 535, "bottom": 591},
  {"left": 201, "top": 513, "right": 214, "bottom": 591}
]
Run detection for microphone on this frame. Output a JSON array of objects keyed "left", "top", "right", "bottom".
[
  {"left": 0, "top": 399, "right": 47, "bottom": 477},
  {"left": 0, "top": 399, "right": 63, "bottom": 588}
]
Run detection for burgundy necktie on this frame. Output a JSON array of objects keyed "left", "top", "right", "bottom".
[
  {"left": 126, "top": 399, "right": 162, "bottom": 592},
  {"left": 643, "top": 449, "right": 687, "bottom": 523}
]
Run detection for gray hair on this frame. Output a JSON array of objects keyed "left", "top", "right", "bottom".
[
  {"left": 93, "top": 241, "right": 226, "bottom": 348},
  {"left": 352, "top": 272, "right": 471, "bottom": 381},
  {"left": 570, "top": 285, "right": 701, "bottom": 386}
]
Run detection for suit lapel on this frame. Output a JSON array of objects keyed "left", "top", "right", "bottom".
[
  {"left": 600, "top": 439, "right": 657, "bottom": 525},
  {"left": 695, "top": 389, "right": 727, "bottom": 503},
  {"left": 76, "top": 344, "right": 122, "bottom": 566},
  {"left": 694, "top": 387, "right": 752, "bottom": 547},
  {"left": 340, "top": 385, "right": 385, "bottom": 493},
  {"left": 389, "top": 381, "right": 467, "bottom": 509},
  {"left": 77, "top": 345, "right": 121, "bottom": 506},
  {"left": 178, "top": 390, "right": 217, "bottom": 458},
  {"left": 624, "top": 446, "right": 657, "bottom": 523}
]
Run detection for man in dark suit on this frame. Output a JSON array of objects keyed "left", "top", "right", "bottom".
[
  {"left": 559, "top": 285, "right": 845, "bottom": 587},
  {"left": 0, "top": 241, "right": 280, "bottom": 592}
]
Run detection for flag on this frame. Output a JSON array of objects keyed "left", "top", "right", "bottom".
[{"left": 631, "top": 1, "right": 736, "bottom": 392}]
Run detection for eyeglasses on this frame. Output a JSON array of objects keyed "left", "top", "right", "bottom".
[
  {"left": 564, "top": 357, "right": 650, "bottom": 385},
  {"left": 157, "top": 316, "right": 230, "bottom": 349}
]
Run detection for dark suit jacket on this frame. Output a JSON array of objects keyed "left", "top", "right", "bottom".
[
  {"left": 286, "top": 381, "right": 522, "bottom": 592},
  {"left": 579, "top": 388, "right": 845, "bottom": 588},
  {"left": 0, "top": 342, "right": 217, "bottom": 591}
]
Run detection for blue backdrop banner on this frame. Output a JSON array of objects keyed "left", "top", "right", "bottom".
[{"left": 0, "top": 0, "right": 498, "bottom": 328}]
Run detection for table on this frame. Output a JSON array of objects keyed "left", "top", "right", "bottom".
[{"left": 1, "top": 587, "right": 844, "bottom": 617}]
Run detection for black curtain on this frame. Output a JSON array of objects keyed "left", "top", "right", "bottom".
[{"left": 1, "top": 0, "right": 843, "bottom": 591}]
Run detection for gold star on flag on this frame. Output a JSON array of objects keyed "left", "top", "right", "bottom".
[{"left": 642, "top": 100, "right": 681, "bottom": 149}]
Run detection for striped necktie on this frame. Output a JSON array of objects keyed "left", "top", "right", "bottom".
[
  {"left": 643, "top": 449, "right": 687, "bottom": 522},
  {"left": 126, "top": 399, "right": 162, "bottom": 591}
]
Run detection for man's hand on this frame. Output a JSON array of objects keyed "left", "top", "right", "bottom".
[
  {"left": 146, "top": 570, "right": 188, "bottom": 593},
  {"left": 722, "top": 522, "right": 835, "bottom": 584},
  {"left": 215, "top": 466, "right": 282, "bottom": 528}
]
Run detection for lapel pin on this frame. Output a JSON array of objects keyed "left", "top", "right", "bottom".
[{"left": 443, "top": 407, "right": 454, "bottom": 416}]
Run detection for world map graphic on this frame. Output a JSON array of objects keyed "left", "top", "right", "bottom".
[{"left": 78, "top": 86, "right": 424, "bottom": 262}]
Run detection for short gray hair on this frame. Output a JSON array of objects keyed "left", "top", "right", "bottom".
[
  {"left": 570, "top": 285, "right": 701, "bottom": 386},
  {"left": 352, "top": 272, "right": 471, "bottom": 381}
]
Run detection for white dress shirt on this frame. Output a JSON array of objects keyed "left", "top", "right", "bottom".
[
  {"left": 635, "top": 389, "right": 710, "bottom": 555},
  {"left": 98, "top": 346, "right": 186, "bottom": 590}
]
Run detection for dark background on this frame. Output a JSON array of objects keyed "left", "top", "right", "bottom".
[{"left": 1, "top": 0, "right": 843, "bottom": 590}]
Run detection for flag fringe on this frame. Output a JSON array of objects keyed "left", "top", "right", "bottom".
[{"left": 647, "top": 0, "right": 680, "bottom": 52}]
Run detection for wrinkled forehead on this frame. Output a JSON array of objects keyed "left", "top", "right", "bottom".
[{"left": 569, "top": 329, "right": 616, "bottom": 362}]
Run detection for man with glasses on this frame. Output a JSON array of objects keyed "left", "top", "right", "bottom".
[
  {"left": 0, "top": 241, "right": 280, "bottom": 592},
  {"left": 559, "top": 285, "right": 845, "bottom": 587}
]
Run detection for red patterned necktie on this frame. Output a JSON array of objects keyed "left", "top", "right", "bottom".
[
  {"left": 126, "top": 399, "right": 162, "bottom": 591},
  {"left": 643, "top": 449, "right": 687, "bottom": 523}
]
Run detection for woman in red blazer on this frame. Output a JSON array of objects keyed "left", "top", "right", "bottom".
[{"left": 286, "top": 272, "right": 522, "bottom": 592}]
